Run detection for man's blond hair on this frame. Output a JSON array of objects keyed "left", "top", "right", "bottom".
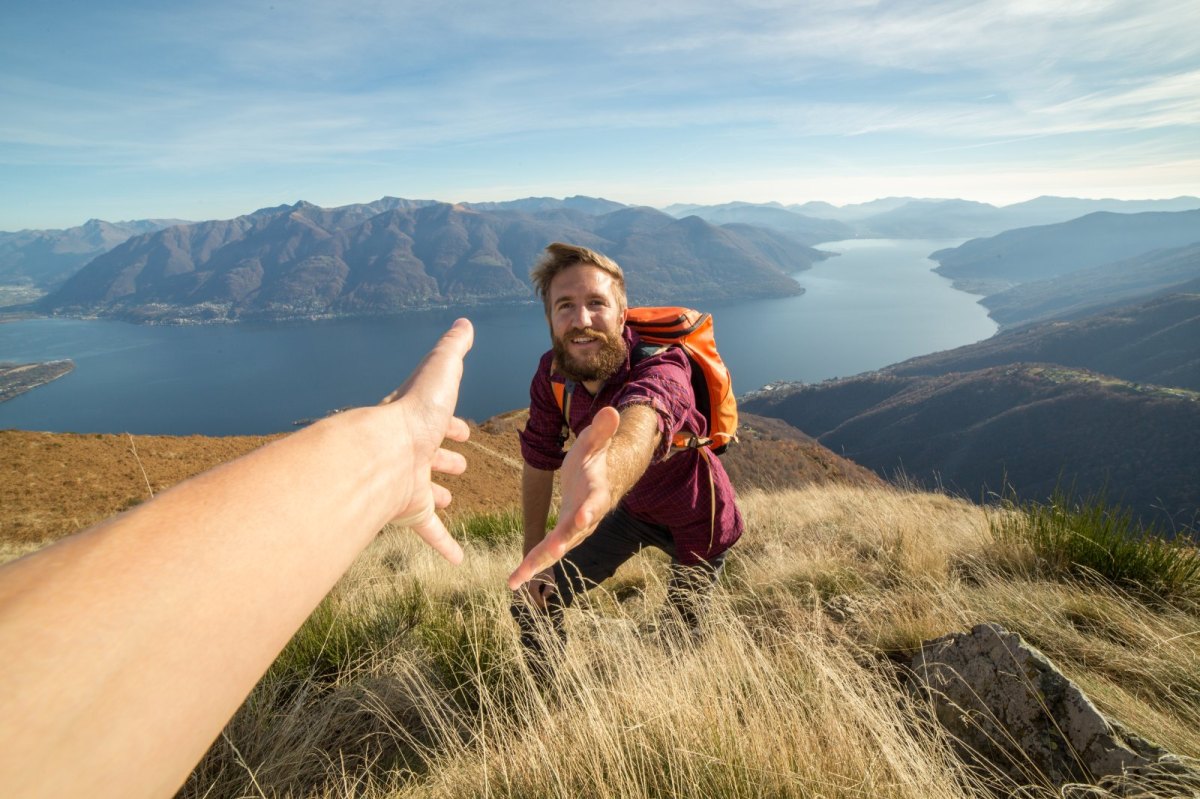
[{"left": 530, "top": 242, "right": 626, "bottom": 314}]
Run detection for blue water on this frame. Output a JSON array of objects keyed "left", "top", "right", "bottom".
[{"left": 0, "top": 239, "right": 996, "bottom": 434}]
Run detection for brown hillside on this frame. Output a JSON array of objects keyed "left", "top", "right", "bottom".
[
  {"left": 0, "top": 422, "right": 525, "bottom": 550},
  {"left": 744, "top": 363, "right": 1200, "bottom": 530},
  {"left": 1, "top": 410, "right": 877, "bottom": 552}
]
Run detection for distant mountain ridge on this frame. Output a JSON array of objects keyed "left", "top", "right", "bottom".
[
  {"left": 41, "top": 198, "right": 825, "bottom": 322},
  {"left": 744, "top": 363, "right": 1199, "bottom": 532},
  {"left": 664, "top": 196, "right": 1200, "bottom": 242},
  {"left": 742, "top": 292, "right": 1200, "bottom": 531},
  {"left": 930, "top": 210, "right": 1200, "bottom": 291},
  {"left": 981, "top": 243, "right": 1200, "bottom": 327},
  {"left": 657, "top": 202, "right": 853, "bottom": 245},
  {"left": 887, "top": 292, "right": 1200, "bottom": 391},
  {"left": 10, "top": 194, "right": 1197, "bottom": 304},
  {"left": 0, "top": 218, "right": 189, "bottom": 291}
]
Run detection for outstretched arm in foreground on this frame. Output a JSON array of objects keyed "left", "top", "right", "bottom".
[
  {"left": 508, "top": 403, "right": 660, "bottom": 590},
  {"left": 0, "top": 318, "right": 475, "bottom": 799}
]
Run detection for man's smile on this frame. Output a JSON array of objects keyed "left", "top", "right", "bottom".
[{"left": 565, "top": 329, "right": 607, "bottom": 349}]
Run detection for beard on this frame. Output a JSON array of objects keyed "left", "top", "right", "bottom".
[{"left": 552, "top": 327, "right": 628, "bottom": 383}]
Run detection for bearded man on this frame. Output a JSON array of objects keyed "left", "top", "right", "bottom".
[{"left": 508, "top": 242, "right": 744, "bottom": 663}]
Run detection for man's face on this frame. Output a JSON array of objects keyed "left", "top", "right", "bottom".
[{"left": 547, "top": 264, "right": 627, "bottom": 384}]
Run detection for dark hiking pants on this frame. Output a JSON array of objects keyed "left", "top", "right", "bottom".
[{"left": 510, "top": 505, "right": 725, "bottom": 673}]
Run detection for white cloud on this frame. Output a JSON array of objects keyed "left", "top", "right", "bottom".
[{"left": 2, "top": 0, "right": 1198, "bottom": 227}]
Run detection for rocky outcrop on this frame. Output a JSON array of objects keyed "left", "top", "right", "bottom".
[{"left": 909, "top": 623, "right": 1200, "bottom": 796}]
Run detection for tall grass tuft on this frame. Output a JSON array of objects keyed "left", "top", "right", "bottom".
[
  {"left": 991, "top": 489, "right": 1200, "bottom": 604},
  {"left": 449, "top": 507, "right": 557, "bottom": 548},
  {"left": 181, "top": 486, "right": 1200, "bottom": 797},
  {"left": 267, "top": 582, "right": 426, "bottom": 689}
]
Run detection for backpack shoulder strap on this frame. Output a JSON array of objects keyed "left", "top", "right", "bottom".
[
  {"left": 630, "top": 341, "right": 668, "bottom": 366},
  {"left": 550, "top": 377, "right": 575, "bottom": 448}
]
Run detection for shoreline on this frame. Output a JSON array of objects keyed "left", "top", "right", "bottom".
[{"left": 0, "top": 360, "right": 76, "bottom": 403}]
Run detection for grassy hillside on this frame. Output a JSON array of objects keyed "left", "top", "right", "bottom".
[
  {"left": 4, "top": 427, "right": 1199, "bottom": 797},
  {"left": 0, "top": 411, "right": 872, "bottom": 558},
  {"left": 169, "top": 486, "right": 1199, "bottom": 798}
]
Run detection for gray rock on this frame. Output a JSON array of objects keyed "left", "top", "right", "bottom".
[
  {"left": 823, "top": 594, "right": 866, "bottom": 623},
  {"left": 910, "top": 623, "right": 1200, "bottom": 795}
]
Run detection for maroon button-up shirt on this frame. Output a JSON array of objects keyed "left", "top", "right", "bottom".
[{"left": 519, "top": 327, "right": 743, "bottom": 564}]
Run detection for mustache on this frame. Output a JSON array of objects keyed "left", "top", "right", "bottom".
[{"left": 563, "top": 327, "right": 615, "bottom": 341}]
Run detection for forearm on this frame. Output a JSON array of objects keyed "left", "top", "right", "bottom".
[
  {"left": 521, "top": 464, "right": 555, "bottom": 555},
  {"left": 598, "top": 403, "right": 659, "bottom": 510},
  {"left": 0, "top": 405, "right": 412, "bottom": 798}
]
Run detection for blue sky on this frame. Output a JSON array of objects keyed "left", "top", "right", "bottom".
[{"left": 3, "top": 0, "right": 1198, "bottom": 230}]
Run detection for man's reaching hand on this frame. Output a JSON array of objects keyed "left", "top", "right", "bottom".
[{"left": 508, "top": 405, "right": 621, "bottom": 590}]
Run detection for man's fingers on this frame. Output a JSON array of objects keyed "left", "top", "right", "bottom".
[
  {"left": 431, "top": 447, "right": 467, "bottom": 476},
  {"left": 409, "top": 513, "right": 464, "bottom": 565},
  {"left": 508, "top": 556, "right": 541, "bottom": 591},
  {"left": 408, "top": 319, "right": 473, "bottom": 408},
  {"left": 431, "top": 483, "right": 452, "bottom": 509},
  {"left": 507, "top": 530, "right": 581, "bottom": 590},
  {"left": 380, "top": 318, "right": 474, "bottom": 407},
  {"left": 579, "top": 405, "right": 620, "bottom": 448},
  {"left": 445, "top": 416, "right": 470, "bottom": 443}
]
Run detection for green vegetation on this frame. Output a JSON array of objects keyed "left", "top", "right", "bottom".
[
  {"left": 449, "top": 507, "right": 558, "bottom": 548},
  {"left": 266, "top": 584, "right": 426, "bottom": 690},
  {"left": 448, "top": 507, "right": 523, "bottom": 548},
  {"left": 176, "top": 489, "right": 1200, "bottom": 798},
  {"left": 992, "top": 489, "right": 1200, "bottom": 603}
]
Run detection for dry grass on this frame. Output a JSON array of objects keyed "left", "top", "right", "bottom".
[{"left": 175, "top": 484, "right": 1200, "bottom": 798}]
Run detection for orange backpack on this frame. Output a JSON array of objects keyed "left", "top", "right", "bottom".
[{"left": 551, "top": 306, "right": 739, "bottom": 454}]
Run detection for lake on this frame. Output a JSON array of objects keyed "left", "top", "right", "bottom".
[{"left": 0, "top": 239, "right": 996, "bottom": 435}]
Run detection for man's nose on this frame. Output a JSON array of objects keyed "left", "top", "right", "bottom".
[{"left": 571, "top": 305, "right": 593, "bottom": 328}]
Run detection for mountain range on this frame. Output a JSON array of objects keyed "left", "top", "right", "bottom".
[
  {"left": 8, "top": 194, "right": 1199, "bottom": 312},
  {"left": 980, "top": 242, "right": 1200, "bottom": 328},
  {"left": 664, "top": 196, "right": 1200, "bottom": 240},
  {"left": 930, "top": 210, "right": 1200, "bottom": 292},
  {"left": 5, "top": 192, "right": 1198, "bottom": 534},
  {"left": 37, "top": 199, "right": 824, "bottom": 322},
  {"left": 742, "top": 291, "right": 1200, "bottom": 531},
  {"left": 0, "top": 218, "right": 188, "bottom": 291}
]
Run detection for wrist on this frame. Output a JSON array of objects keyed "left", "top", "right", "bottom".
[{"left": 321, "top": 406, "right": 415, "bottom": 527}]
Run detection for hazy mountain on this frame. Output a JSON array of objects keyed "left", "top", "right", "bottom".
[
  {"left": 0, "top": 218, "right": 189, "bottom": 290},
  {"left": 996, "top": 195, "right": 1200, "bottom": 228},
  {"left": 464, "top": 195, "right": 628, "bottom": 215},
  {"left": 786, "top": 197, "right": 923, "bottom": 222},
  {"left": 981, "top": 243, "right": 1200, "bottom": 327},
  {"left": 930, "top": 210, "right": 1200, "bottom": 293},
  {"left": 42, "top": 200, "right": 825, "bottom": 322},
  {"left": 743, "top": 363, "right": 1200, "bottom": 531},
  {"left": 703, "top": 196, "right": 1200, "bottom": 240},
  {"left": 852, "top": 199, "right": 1004, "bottom": 238},
  {"left": 848, "top": 196, "right": 1200, "bottom": 238},
  {"left": 659, "top": 202, "right": 852, "bottom": 246}
]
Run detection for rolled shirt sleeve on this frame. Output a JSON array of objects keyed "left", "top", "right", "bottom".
[{"left": 612, "top": 346, "right": 699, "bottom": 464}]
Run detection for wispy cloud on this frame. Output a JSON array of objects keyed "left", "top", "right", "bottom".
[{"left": 1, "top": 0, "right": 1197, "bottom": 226}]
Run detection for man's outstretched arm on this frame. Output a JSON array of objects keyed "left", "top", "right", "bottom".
[
  {"left": 508, "top": 403, "right": 659, "bottom": 589},
  {"left": 0, "top": 319, "right": 474, "bottom": 799}
]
